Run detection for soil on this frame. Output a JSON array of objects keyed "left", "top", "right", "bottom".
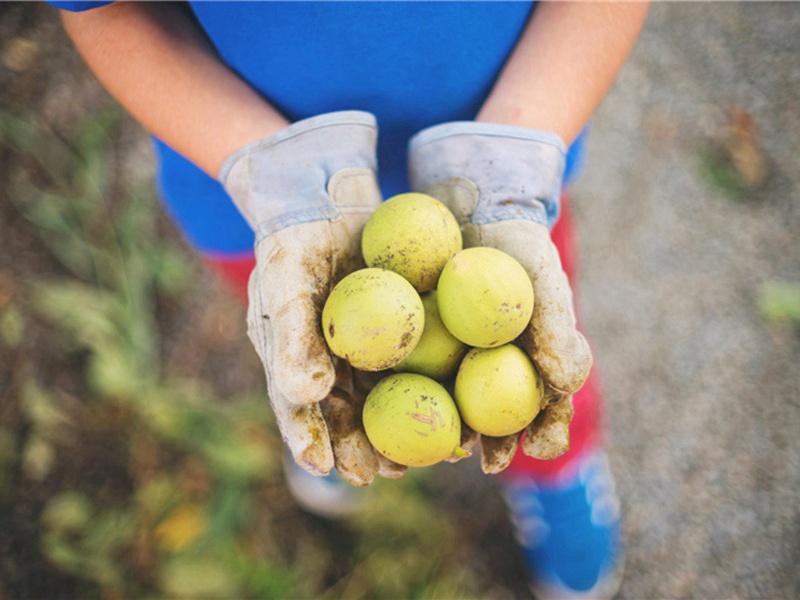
[
  {"left": 2, "top": 2, "right": 799, "bottom": 599},
  {"left": 576, "top": 4, "right": 800, "bottom": 598}
]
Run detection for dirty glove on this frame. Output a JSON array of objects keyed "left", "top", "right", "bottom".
[
  {"left": 220, "top": 111, "right": 399, "bottom": 486},
  {"left": 408, "top": 121, "right": 592, "bottom": 474}
]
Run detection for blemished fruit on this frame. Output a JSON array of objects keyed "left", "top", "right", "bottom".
[
  {"left": 322, "top": 268, "right": 424, "bottom": 371},
  {"left": 437, "top": 247, "right": 534, "bottom": 348},
  {"left": 454, "top": 344, "right": 544, "bottom": 437},
  {"left": 363, "top": 373, "right": 464, "bottom": 467},
  {"left": 393, "top": 290, "right": 468, "bottom": 380},
  {"left": 361, "top": 192, "right": 462, "bottom": 293}
]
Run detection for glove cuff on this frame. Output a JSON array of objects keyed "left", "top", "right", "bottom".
[
  {"left": 219, "top": 111, "right": 379, "bottom": 235},
  {"left": 408, "top": 121, "right": 566, "bottom": 228}
]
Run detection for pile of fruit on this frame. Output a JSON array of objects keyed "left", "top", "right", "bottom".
[{"left": 321, "top": 193, "right": 546, "bottom": 468}]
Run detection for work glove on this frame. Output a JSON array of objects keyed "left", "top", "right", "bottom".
[
  {"left": 408, "top": 121, "right": 593, "bottom": 474},
  {"left": 220, "top": 111, "right": 404, "bottom": 486}
]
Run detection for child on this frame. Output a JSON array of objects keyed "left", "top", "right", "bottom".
[{"left": 54, "top": 2, "right": 649, "bottom": 597}]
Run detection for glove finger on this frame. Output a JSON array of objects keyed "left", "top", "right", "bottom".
[
  {"left": 522, "top": 395, "right": 574, "bottom": 460},
  {"left": 270, "top": 389, "right": 335, "bottom": 476},
  {"left": 480, "top": 432, "right": 522, "bottom": 474},
  {"left": 523, "top": 232, "right": 592, "bottom": 394},
  {"left": 481, "top": 221, "right": 592, "bottom": 395},
  {"left": 323, "top": 360, "right": 380, "bottom": 487},
  {"left": 377, "top": 455, "right": 408, "bottom": 479},
  {"left": 248, "top": 227, "right": 337, "bottom": 406}
]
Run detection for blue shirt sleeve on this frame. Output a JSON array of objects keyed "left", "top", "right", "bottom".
[
  {"left": 46, "top": 0, "right": 589, "bottom": 254},
  {"left": 47, "top": 1, "right": 114, "bottom": 12}
]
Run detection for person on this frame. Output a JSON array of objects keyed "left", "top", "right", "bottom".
[{"left": 52, "top": 2, "right": 650, "bottom": 597}]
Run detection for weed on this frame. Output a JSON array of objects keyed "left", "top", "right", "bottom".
[
  {"left": 0, "top": 105, "right": 480, "bottom": 599},
  {"left": 758, "top": 280, "right": 800, "bottom": 328}
]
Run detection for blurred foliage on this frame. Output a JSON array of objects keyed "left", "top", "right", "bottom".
[
  {"left": 0, "top": 106, "right": 479, "bottom": 599},
  {"left": 758, "top": 280, "right": 800, "bottom": 328},
  {"left": 699, "top": 106, "right": 768, "bottom": 202},
  {"left": 699, "top": 148, "right": 751, "bottom": 201},
  {"left": 335, "top": 475, "right": 475, "bottom": 599}
]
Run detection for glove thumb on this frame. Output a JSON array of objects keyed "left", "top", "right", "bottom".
[{"left": 248, "top": 223, "right": 337, "bottom": 406}]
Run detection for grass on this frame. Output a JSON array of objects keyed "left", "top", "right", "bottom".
[
  {"left": 0, "top": 106, "right": 480, "bottom": 599},
  {"left": 757, "top": 280, "right": 800, "bottom": 329}
]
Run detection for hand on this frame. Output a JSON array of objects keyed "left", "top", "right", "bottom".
[
  {"left": 408, "top": 121, "right": 592, "bottom": 474},
  {"left": 220, "top": 111, "right": 404, "bottom": 485}
]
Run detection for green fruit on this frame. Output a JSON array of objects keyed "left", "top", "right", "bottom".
[
  {"left": 393, "top": 290, "right": 468, "bottom": 380},
  {"left": 437, "top": 247, "right": 533, "bottom": 348},
  {"left": 454, "top": 344, "right": 543, "bottom": 437},
  {"left": 322, "top": 268, "right": 424, "bottom": 371},
  {"left": 361, "top": 192, "right": 462, "bottom": 292},
  {"left": 363, "top": 373, "right": 463, "bottom": 467}
]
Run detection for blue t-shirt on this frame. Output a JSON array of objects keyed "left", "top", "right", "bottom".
[{"left": 52, "top": 1, "right": 586, "bottom": 256}]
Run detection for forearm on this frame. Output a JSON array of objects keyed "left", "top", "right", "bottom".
[
  {"left": 477, "top": 1, "right": 650, "bottom": 145},
  {"left": 60, "top": 2, "right": 288, "bottom": 178}
]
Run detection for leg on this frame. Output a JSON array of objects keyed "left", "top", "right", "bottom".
[
  {"left": 499, "top": 193, "right": 625, "bottom": 600},
  {"left": 504, "top": 192, "right": 603, "bottom": 481}
]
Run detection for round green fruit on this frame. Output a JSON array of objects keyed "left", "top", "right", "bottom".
[
  {"left": 454, "top": 344, "right": 543, "bottom": 437},
  {"left": 361, "top": 192, "right": 462, "bottom": 293},
  {"left": 363, "top": 373, "right": 463, "bottom": 467},
  {"left": 322, "top": 268, "right": 424, "bottom": 371},
  {"left": 393, "top": 290, "right": 468, "bottom": 380},
  {"left": 437, "top": 247, "right": 533, "bottom": 348}
]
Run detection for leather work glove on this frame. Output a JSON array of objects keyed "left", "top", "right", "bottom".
[
  {"left": 408, "top": 121, "right": 593, "bottom": 474},
  {"left": 220, "top": 111, "right": 404, "bottom": 486}
]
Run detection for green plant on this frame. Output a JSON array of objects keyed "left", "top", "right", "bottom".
[
  {"left": 1, "top": 107, "right": 296, "bottom": 598},
  {"left": 324, "top": 473, "right": 475, "bottom": 600},
  {"left": 758, "top": 280, "right": 800, "bottom": 328},
  {"left": 1, "top": 106, "right": 482, "bottom": 599}
]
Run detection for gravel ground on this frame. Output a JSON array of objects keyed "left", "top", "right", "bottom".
[{"left": 572, "top": 3, "right": 800, "bottom": 598}]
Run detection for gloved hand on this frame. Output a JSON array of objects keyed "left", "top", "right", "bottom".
[
  {"left": 408, "top": 121, "right": 592, "bottom": 474},
  {"left": 220, "top": 111, "right": 405, "bottom": 486}
]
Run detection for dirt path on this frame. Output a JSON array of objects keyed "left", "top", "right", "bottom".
[{"left": 573, "top": 3, "right": 800, "bottom": 597}]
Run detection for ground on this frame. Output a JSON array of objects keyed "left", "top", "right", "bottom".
[
  {"left": 1, "top": 2, "right": 799, "bottom": 599},
  {"left": 576, "top": 4, "right": 800, "bottom": 597}
]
